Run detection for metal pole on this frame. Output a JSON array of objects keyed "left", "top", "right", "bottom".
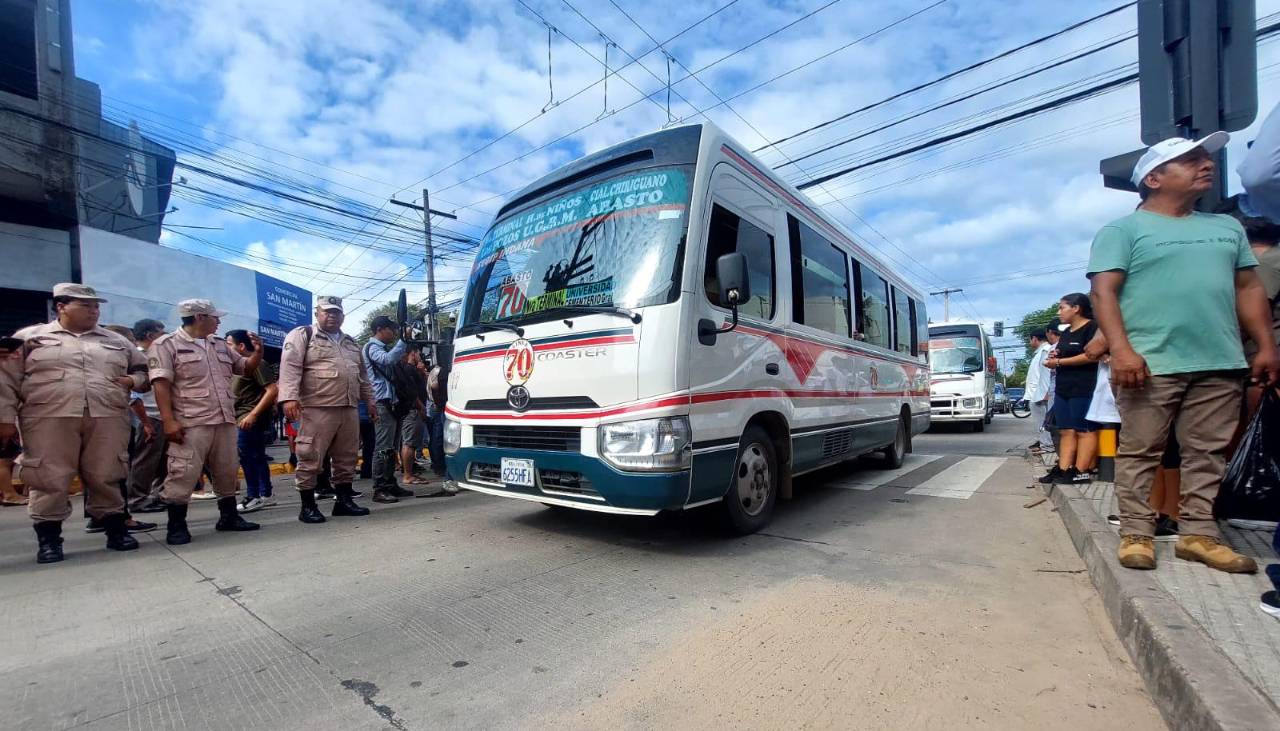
[
  {"left": 422, "top": 188, "right": 437, "bottom": 344},
  {"left": 929, "top": 288, "right": 963, "bottom": 321}
]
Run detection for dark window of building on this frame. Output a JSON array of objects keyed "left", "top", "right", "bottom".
[
  {"left": 0, "top": 1, "right": 39, "bottom": 100},
  {"left": 704, "top": 203, "right": 775, "bottom": 319},
  {"left": 788, "top": 215, "right": 850, "bottom": 337}
]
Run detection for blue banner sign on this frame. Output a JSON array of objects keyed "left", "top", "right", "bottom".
[{"left": 255, "top": 272, "right": 311, "bottom": 347}]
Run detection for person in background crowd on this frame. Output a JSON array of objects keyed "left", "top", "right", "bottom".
[
  {"left": 1089, "top": 132, "right": 1279, "bottom": 574},
  {"left": 278, "top": 295, "right": 375, "bottom": 523},
  {"left": 1239, "top": 99, "right": 1280, "bottom": 225},
  {"left": 226, "top": 330, "right": 279, "bottom": 514},
  {"left": 92, "top": 325, "right": 158, "bottom": 534},
  {"left": 358, "top": 399, "right": 375, "bottom": 480},
  {"left": 1024, "top": 326, "right": 1054, "bottom": 455},
  {"left": 397, "top": 349, "right": 429, "bottom": 486},
  {"left": 126, "top": 319, "right": 168, "bottom": 513},
  {"left": 0, "top": 337, "right": 24, "bottom": 507},
  {"left": 362, "top": 315, "right": 415, "bottom": 503},
  {"left": 0, "top": 284, "right": 148, "bottom": 563},
  {"left": 150, "top": 300, "right": 263, "bottom": 544},
  {"left": 428, "top": 358, "right": 456, "bottom": 492},
  {"left": 1039, "top": 294, "right": 1100, "bottom": 486}
]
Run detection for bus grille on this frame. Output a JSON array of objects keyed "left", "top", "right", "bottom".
[
  {"left": 822, "top": 430, "right": 853, "bottom": 458},
  {"left": 472, "top": 426, "right": 581, "bottom": 452}
]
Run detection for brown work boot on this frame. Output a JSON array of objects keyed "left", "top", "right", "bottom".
[
  {"left": 1117, "top": 535, "right": 1156, "bottom": 570},
  {"left": 1174, "top": 535, "right": 1258, "bottom": 574}
]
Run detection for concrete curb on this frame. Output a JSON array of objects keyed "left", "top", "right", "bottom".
[{"left": 1045, "top": 479, "right": 1280, "bottom": 731}]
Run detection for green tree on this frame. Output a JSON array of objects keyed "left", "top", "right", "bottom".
[
  {"left": 1012, "top": 303, "right": 1060, "bottom": 359},
  {"left": 1006, "top": 358, "right": 1029, "bottom": 388}
]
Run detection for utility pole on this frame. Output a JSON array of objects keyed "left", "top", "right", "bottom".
[
  {"left": 929, "top": 288, "right": 963, "bottom": 321},
  {"left": 390, "top": 191, "right": 457, "bottom": 344}
]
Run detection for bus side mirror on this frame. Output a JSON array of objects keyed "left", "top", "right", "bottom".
[
  {"left": 716, "top": 252, "right": 750, "bottom": 306},
  {"left": 987, "top": 356, "right": 997, "bottom": 373},
  {"left": 699, "top": 253, "right": 752, "bottom": 344}
]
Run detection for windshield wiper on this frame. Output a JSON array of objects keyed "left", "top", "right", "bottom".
[
  {"left": 548, "top": 304, "right": 642, "bottom": 325},
  {"left": 460, "top": 321, "right": 525, "bottom": 341}
]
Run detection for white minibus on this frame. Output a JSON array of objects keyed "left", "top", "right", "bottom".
[{"left": 444, "top": 123, "right": 931, "bottom": 533}]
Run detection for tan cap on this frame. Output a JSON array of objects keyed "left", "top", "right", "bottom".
[
  {"left": 316, "top": 295, "right": 344, "bottom": 312},
  {"left": 177, "top": 299, "right": 227, "bottom": 317},
  {"left": 52, "top": 283, "right": 107, "bottom": 302}
]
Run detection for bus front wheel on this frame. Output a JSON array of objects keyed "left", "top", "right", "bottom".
[{"left": 721, "top": 426, "right": 778, "bottom": 535}]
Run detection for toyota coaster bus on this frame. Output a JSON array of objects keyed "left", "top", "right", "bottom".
[
  {"left": 444, "top": 123, "right": 931, "bottom": 534},
  {"left": 927, "top": 321, "right": 996, "bottom": 432}
]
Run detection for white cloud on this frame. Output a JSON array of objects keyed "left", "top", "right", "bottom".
[{"left": 90, "top": 0, "right": 1280, "bottom": 329}]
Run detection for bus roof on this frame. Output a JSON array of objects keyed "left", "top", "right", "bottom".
[{"left": 489, "top": 122, "right": 925, "bottom": 301}]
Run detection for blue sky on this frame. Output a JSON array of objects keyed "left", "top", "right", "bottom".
[{"left": 70, "top": 0, "right": 1280, "bottom": 356}]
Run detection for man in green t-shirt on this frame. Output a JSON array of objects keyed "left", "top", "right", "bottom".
[
  {"left": 1088, "top": 132, "right": 1280, "bottom": 575},
  {"left": 226, "top": 330, "right": 279, "bottom": 513}
]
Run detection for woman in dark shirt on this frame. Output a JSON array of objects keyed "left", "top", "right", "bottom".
[{"left": 1042, "top": 292, "right": 1101, "bottom": 485}]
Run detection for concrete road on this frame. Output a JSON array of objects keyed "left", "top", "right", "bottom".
[{"left": 0, "top": 415, "right": 1161, "bottom": 730}]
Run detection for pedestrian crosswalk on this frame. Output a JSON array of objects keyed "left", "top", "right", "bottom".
[
  {"left": 824, "top": 454, "right": 943, "bottom": 491},
  {"left": 906, "top": 456, "right": 1006, "bottom": 500},
  {"left": 822, "top": 454, "right": 1007, "bottom": 500}
]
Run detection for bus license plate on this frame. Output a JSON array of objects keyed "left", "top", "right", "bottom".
[{"left": 500, "top": 458, "right": 535, "bottom": 487}]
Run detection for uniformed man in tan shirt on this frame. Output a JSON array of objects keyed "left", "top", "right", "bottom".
[
  {"left": 278, "top": 295, "right": 376, "bottom": 523},
  {"left": 0, "top": 283, "right": 148, "bottom": 564},
  {"left": 149, "top": 299, "right": 263, "bottom": 544}
]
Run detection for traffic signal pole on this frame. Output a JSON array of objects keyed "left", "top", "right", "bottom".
[{"left": 1101, "top": 0, "right": 1258, "bottom": 209}]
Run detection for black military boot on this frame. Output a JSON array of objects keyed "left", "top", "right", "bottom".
[
  {"left": 215, "top": 496, "right": 260, "bottom": 532},
  {"left": 331, "top": 483, "right": 370, "bottom": 517},
  {"left": 102, "top": 513, "right": 139, "bottom": 552},
  {"left": 166, "top": 504, "right": 192, "bottom": 545},
  {"left": 298, "top": 489, "right": 326, "bottom": 524},
  {"left": 34, "top": 521, "right": 64, "bottom": 564}
]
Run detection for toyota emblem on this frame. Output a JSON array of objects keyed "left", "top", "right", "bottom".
[{"left": 507, "top": 385, "right": 532, "bottom": 412}]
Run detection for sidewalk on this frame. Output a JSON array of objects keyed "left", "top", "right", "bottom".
[{"left": 1031, "top": 455, "right": 1280, "bottom": 731}]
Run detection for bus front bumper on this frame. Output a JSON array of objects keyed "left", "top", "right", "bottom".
[
  {"left": 929, "top": 396, "right": 986, "bottom": 421},
  {"left": 446, "top": 447, "right": 690, "bottom": 515}
]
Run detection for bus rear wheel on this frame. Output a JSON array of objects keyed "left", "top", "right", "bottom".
[
  {"left": 720, "top": 426, "right": 778, "bottom": 535},
  {"left": 879, "top": 415, "right": 908, "bottom": 469}
]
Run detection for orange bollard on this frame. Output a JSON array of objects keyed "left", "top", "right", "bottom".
[{"left": 1097, "top": 427, "right": 1118, "bottom": 482}]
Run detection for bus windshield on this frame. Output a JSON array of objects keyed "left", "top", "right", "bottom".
[
  {"left": 460, "top": 165, "right": 693, "bottom": 329},
  {"left": 929, "top": 336, "right": 984, "bottom": 374}
]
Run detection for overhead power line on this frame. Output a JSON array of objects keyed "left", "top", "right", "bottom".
[{"left": 755, "top": 2, "right": 1137, "bottom": 152}]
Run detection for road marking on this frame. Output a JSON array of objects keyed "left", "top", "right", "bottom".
[
  {"left": 825, "top": 454, "right": 944, "bottom": 491},
  {"left": 906, "top": 456, "right": 1006, "bottom": 500}
]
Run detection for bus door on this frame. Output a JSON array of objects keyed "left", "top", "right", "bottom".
[{"left": 687, "top": 164, "right": 784, "bottom": 502}]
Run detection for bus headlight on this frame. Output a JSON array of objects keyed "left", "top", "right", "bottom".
[
  {"left": 443, "top": 418, "right": 462, "bottom": 455},
  {"left": 598, "top": 417, "right": 692, "bottom": 472},
  {"left": 961, "top": 397, "right": 982, "bottom": 409}
]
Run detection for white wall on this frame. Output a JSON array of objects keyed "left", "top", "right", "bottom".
[{"left": 79, "top": 226, "right": 261, "bottom": 334}]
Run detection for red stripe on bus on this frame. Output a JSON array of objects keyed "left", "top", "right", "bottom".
[
  {"left": 446, "top": 388, "right": 927, "bottom": 422},
  {"left": 454, "top": 335, "right": 636, "bottom": 363}
]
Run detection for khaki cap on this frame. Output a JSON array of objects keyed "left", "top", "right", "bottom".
[
  {"left": 52, "top": 283, "right": 107, "bottom": 302},
  {"left": 177, "top": 299, "right": 227, "bottom": 317},
  {"left": 316, "top": 295, "right": 344, "bottom": 312}
]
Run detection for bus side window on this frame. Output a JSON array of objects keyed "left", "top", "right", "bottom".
[
  {"left": 788, "top": 214, "right": 851, "bottom": 337},
  {"left": 704, "top": 203, "right": 775, "bottom": 319},
  {"left": 856, "top": 265, "right": 892, "bottom": 349},
  {"left": 910, "top": 298, "right": 927, "bottom": 360},
  {"left": 892, "top": 286, "right": 912, "bottom": 355}
]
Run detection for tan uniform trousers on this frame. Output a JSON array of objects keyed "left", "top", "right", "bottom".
[
  {"left": 161, "top": 423, "right": 239, "bottom": 505},
  {"left": 19, "top": 410, "right": 130, "bottom": 522},
  {"left": 295, "top": 406, "right": 358, "bottom": 491},
  {"left": 1114, "top": 372, "right": 1244, "bottom": 540}
]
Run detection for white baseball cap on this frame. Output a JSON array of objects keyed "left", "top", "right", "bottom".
[{"left": 1130, "top": 131, "right": 1229, "bottom": 188}]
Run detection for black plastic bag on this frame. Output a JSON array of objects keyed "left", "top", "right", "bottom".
[{"left": 1217, "top": 389, "right": 1280, "bottom": 522}]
